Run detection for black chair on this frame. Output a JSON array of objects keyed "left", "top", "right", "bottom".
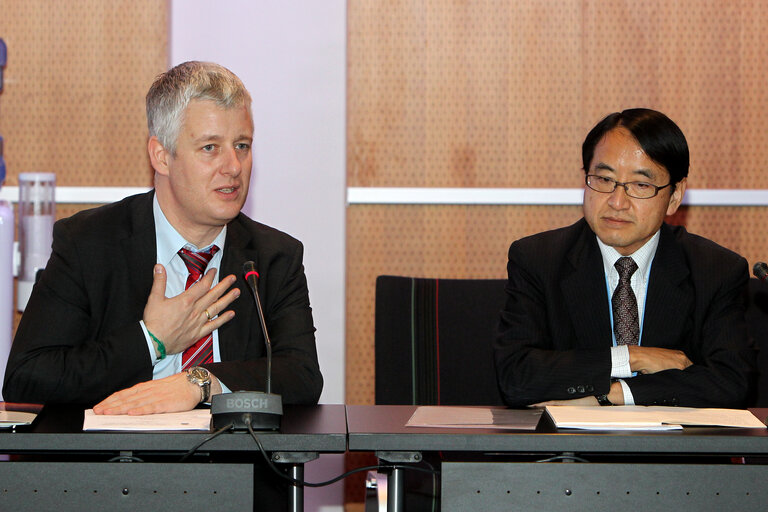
[
  {"left": 368, "top": 276, "right": 508, "bottom": 512},
  {"left": 747, "top": 277, "right": 768, "bottom": 407},
  {"left": 374, "top": 275, "right": 508, "bottom": 406}
]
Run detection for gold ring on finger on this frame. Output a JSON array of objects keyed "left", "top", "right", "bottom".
[{"left": 204, "top": 309, "right": 212, "bottom": 321}]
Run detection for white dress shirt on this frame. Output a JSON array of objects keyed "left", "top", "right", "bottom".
[{"left": 596, "top": 230, "right": 660, "bottom": 405}]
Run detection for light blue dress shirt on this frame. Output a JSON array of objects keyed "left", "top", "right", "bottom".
[{"left": 140, "top": 195, "right": 232, "bottom": 393}]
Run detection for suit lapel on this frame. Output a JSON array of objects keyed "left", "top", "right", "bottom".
[
  {"left": 121, "top": 192, "right": 158, "bottom": 314},
  {"left": 218, "top": 215, "right": 257, "bottom": 361},
  {"left": 561, "top": 221, "right": 613, "bottom": 348},
  {"left": 641, "top": 224, "right": 691, "bottom": 346}
]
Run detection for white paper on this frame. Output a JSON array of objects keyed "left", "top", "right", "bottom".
[
  {"left": 406, "top": 406, "right": 542, "bottom": 430},
  {"left": 83, "top": 409, "right": 211, "bottom": 431},
  {"left": 545, "top": 405, "right": 767, "bottom": 430},
  {"left": 0, "top": 411, "right": 38, "bottom": 428}
]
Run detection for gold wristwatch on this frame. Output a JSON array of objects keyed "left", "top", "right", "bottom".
[{"left": 186, "top": 366, "right": 211, "bottom": 403}]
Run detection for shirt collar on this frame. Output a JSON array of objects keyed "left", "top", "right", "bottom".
[
  {"left": 595, "top": 229, "right": 660, "bottom": 281},
  {"left": 153, "top": 195, "right": 227, "bottom": 266}
]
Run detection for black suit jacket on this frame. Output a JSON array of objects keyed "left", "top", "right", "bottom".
[
  {"left": 494, "top": 218, "right": 755, "bottom": 408},
  {"left": 3, "top": 191, "right": 323, "bottom": 406}
]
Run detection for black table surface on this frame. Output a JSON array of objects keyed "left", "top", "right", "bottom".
[
  {"left": 0, "top": 404, "right": 347, "bottom": 454},
  {"left": 346, "top": 405, "right": 768, "bottom": 455}
]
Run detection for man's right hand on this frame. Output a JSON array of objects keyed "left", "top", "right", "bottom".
[
  {"left": 628, "top": 345, "right": 693, "bottom": 374},
  {"left": 142, "top": 264, "right": 240, "bottom": 355}
]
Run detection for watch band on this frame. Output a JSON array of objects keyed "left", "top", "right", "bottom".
[{"left": 595, "top": 394, "right": 613, "bottom": 406}]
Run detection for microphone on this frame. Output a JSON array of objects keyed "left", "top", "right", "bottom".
[
  {"left": 243, "top": 261, "right": 272, "bottom": 394},
  {"left": 210, "top": 261, "right": 283, "bottom": 430},
  {"left": 754, "top": 262, "right": 768, "bottom": 282}
]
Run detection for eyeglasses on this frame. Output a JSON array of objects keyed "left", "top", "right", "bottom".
[{"left": 585, "top": 174, "right": 671, "bottom": 199}]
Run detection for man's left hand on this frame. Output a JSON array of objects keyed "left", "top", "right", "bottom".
[{"left": 93, "top": 372, "right": 218, "bottom": 415}]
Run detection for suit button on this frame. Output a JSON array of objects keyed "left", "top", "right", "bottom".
[
  {"left": 567, "top": 387, "right": 576, "bottom": 394},
  {"left": 577, "top": 385, "right": 585, "bottom": 393},
  {"left": 586, "top": 385, "right": 594, "bottom": 392}
]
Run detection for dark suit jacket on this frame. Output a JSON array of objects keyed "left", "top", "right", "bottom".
[
  {"left": 3, "top": 191, "right": 323, "bottom": 406},
  {"left": 494, "top": 218, "right": 755, "bottom": 408}
]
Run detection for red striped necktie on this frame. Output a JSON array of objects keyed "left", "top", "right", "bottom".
[{"left": 178, "top": 246, "right": 220, "bottom": 369}]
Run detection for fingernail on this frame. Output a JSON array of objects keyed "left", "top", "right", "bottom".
[{"left": 154, "top": 264, "right": 164, "bottom": 274}]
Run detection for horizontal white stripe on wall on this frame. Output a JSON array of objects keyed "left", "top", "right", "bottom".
[
  {"left": 347, "top": 187, "right": 768, "bottom": 206},
  {"left": 0, "top": 186, "right": 766, "bottom": 207},
  {"left": 0, "top": 187, "right": 151, "bottom": 204}
]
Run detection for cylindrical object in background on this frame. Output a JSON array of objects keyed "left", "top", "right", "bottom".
[
  {"left": 16, "top": 172, "right": 55, "bottom": 312},
  {"left": 0, "top": 136, "right": 14, "bottom": 399}
]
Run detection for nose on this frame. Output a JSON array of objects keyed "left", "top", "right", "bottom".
[
  {"left": 221, "top": 146, "right": 242, "bottom": 177},
  {"left": 607, "top": 183, "right": 630, "bottom": 209}
]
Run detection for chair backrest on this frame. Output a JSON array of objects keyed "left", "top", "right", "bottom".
[
  {"left": 374, "top": 275, "right": 507, "bottom": 406},
  {"left": 747, "top": 277, "right": 768, "bottom": 407}
]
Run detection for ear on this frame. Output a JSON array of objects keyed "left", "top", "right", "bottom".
[
  {"left": 666, "top": 177, "right": 687, "bottom": 216},
  {"left": 148, "top": 136, "right": 171, "bottom": 176}
]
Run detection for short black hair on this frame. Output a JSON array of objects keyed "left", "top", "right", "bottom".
[{"left": 582, "top": 108, "right": 689, "bottom": 187}]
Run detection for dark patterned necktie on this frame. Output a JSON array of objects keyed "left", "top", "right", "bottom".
[
  {"left": 178, "top": 246, "right": 219, "bottom": 369},
  {"left": 612, "top": 257, "right": 639, "bottom": 346}
]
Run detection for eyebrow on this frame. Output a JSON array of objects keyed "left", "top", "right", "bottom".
[
  {"left": 593, "top": 162, "right": 655, "bottom": 180},
  {"left": 192, "top": 133, "right": 253, "bottom": 144}
]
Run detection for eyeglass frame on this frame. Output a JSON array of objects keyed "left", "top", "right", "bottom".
[{"left": 584, "top": 174, "right": 671, "bottom": 199}]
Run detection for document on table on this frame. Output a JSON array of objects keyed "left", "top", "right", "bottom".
[
  {"left": 83, "top": 409, "right": 212, "bottom": 431},
  {"left": 0, "top": 402, "right": 43, "bottom": 428},
  {"left": 406, "top": 406, "right": 542, "bottom": 430},
  {"left": 545, "top": 405, "right": 767, "bottom": 430}
]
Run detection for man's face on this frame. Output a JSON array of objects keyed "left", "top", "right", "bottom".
[
  {"left": 582, "top": 127, "right": 685, "bottom": 256},
  {"left": 155, "top": 99, "right": 254, "bottom": 244}
]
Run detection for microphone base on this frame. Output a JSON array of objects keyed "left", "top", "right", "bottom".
[{"left": 211, "top": 391, "right": 283, "bottom": 431}]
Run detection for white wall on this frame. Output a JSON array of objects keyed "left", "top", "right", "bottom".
[{"left": 171, "top": 2, "right": 346, "bottom": 510}]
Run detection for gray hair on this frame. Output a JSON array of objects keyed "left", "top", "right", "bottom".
[{"left": 146, "top": 61, "right": 252, "bottom": 154}]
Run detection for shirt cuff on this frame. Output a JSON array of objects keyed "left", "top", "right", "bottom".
[
  {"left": 610, "top": 345, "right": 632, "bottom": 378},
  {"left": 618, "top": 379, "right": 635, "bottom": 405},
  {"left": 140, "top": 320, "right": 161, "bottom": 366}
]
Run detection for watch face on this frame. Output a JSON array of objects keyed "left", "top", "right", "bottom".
[{"left": 188, "top": 367, "right": 210, "bottom": 382}]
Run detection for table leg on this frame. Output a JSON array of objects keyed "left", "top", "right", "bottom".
[
  {"left": 387, "top": 466, "right": 405, "bottom": 512},
  {"left": 288, "top": 463, "right": 304, "bottom": 512}
]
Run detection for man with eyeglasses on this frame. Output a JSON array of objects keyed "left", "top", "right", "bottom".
[{"left": 494, "top": 108, "right": 755, "bottom": 408}]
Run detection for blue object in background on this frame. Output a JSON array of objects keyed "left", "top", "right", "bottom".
[{"left": 0, "top": 38, "right": 6, "bottom": 91}]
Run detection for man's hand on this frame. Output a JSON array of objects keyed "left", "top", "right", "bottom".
[
  {"left": 143, "top": 264, "right": 240, "bottom": 355},
  {"left": 531, "top": 381, "right": 625, "bottom": 407},
  {"left": 92, "top": 372, "right": 224, "bottom": 415},
  {"left": 628, "top": 346, "right": 693, "bottom": 374}
]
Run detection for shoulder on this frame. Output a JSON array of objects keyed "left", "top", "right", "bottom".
[
  {"left": 664, "top": 223, "right": 746, "bottom": 269},
  {"left": 54, "top": 191, "right": 153, "bottom": 241},
  {"left": 229, "top": 213, "right": 304, "bottom": 255},
  {"left": 509, "top": 218, "right": 590, "bottom": 266}
]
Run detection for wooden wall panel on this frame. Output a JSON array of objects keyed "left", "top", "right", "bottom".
[
  {"left": 348, "top": 1, "right": 768, "bottom": 189},
  {"left": 0, "top": 0, "right": 167, "bottom": 187},
  {"left": 1, "top": 0, "right": 167, "bottom": 324}
]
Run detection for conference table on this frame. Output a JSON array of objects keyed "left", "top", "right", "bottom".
[
  {"left": 0, "top": 403, "right": 347, "bottom": 511},
  {"left": 347, "top": 405, "right": 768, "bottom": 512}
]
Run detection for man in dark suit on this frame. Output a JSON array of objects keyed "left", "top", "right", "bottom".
[
  {"left": 4, "top": 61, "right": 323, "bottom": 413},
  {"left": 495, "top": 108, "right": 755, "bottom": 408}
]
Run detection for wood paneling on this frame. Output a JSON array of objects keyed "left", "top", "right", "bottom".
[
  {"left": 1, "top": 0, "right": 167, "bottom": 320},
  {"left": 0, "top": 0, "right": 167, "bottom": 187}
]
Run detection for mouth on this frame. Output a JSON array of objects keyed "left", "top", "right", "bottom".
[
  {"left": 602, "top": 216, "right": 632, "bottom": 226},
  {"left": 215, "top": 185, "right": 239, "bottom": 194}
]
